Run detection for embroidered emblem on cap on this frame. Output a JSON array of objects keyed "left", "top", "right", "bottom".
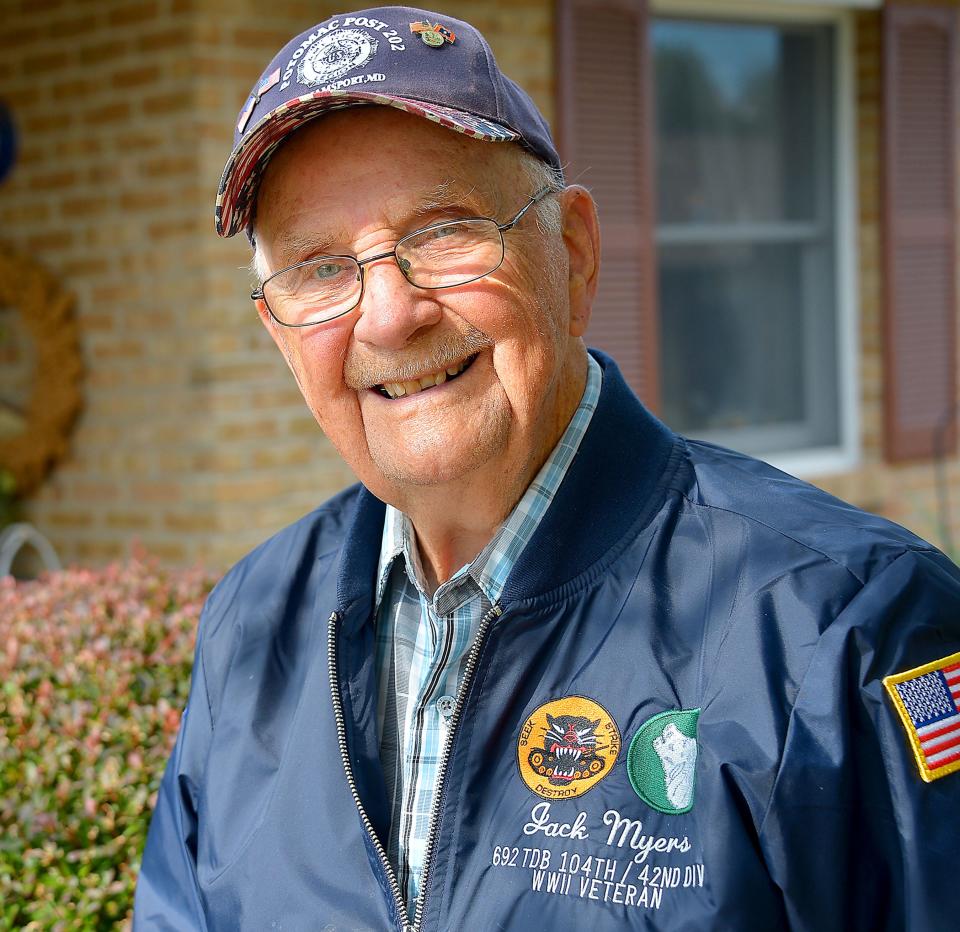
[
  {"left": 297, "top": 28, "right": 378, "bottom": 87},
  {"left": 627, "top": 709, "right": 700, "bottom": 815},
  {"left": 410, "top": 21, "right": 456, "bottom": 47},
  {"left": 518, "top": 696, "right": 621, "bottom": 800},
  {"left": 884, "top": 651, "right": 960, "bottom": 783}
]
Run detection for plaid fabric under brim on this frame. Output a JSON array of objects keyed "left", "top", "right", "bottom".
[{"left": 215, "top": 90, "right": 520, "bottom": 238}]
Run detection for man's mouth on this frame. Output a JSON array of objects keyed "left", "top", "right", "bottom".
[{"left": 374, "top": 354, "right": 477, "bottom": 400}]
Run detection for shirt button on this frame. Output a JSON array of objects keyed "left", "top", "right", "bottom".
[{"left": 436, "top": 695, "right": 456, "bottom": 718}]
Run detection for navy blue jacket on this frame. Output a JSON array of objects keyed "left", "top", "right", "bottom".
[{"left": 135, "top": 353, "right": 960, "bottom": 931}]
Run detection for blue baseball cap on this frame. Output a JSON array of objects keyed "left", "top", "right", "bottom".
[{"left": 215, "top": 5, "right": 563, "bottom": 238}]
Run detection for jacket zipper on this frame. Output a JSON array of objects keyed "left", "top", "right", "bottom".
[
  {"left": 329, "top": 602, "right": 503, "bottom": 932},
  {"left": 412, "top": 601, "right": 503, "bottom": 931},
  {"left": 327, "top": 611, "right": 412, "bottom": 932}
]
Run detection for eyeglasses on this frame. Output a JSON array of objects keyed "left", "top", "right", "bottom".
[{"left": 251, "top": 187, "right": 553, "bottom": 328}]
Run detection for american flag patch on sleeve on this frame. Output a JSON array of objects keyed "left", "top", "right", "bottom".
[{"left": 884, "top": 651, "right": 960, "bottom": 783}]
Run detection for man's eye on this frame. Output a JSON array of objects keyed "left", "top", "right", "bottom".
[
  {"left": 311, "top": 262, "right": 347, "bottom": 281},
  {"left": 415, "top": 223, "right": 471, "bottom": 249},
  {"left": 413, "top": 222, "right": 467, "bottom": 244},
  {"left": 426, "top": 224, "right": 460, "bottom": 240}
]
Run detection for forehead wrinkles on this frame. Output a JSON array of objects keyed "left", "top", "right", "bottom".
[
  {"left": 417, "top": 177, "right": 487, "bottom": 215},
  {"left": 265, "top": 173, "right": 509, "bottom": 266}
]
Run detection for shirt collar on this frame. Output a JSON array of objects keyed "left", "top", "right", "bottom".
[{"left": 374, "top": 355, "right": 603, "bottom": 612}]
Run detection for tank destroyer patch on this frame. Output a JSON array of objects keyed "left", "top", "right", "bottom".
[
  {"left": 518, "top": 696, "right": 621, "bottom": 800},
  {"left": 884, "top": 651, "right": 960, "bottom": 783},
  {"left": 626, "top": 709, "right": 700, "bottom": 814}
]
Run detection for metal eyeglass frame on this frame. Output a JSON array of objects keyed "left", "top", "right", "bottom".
[{"left": 251, "top": 186, "right": 554, "bottom": 328}]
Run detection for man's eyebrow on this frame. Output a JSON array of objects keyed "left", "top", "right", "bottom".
[
  {"left": 409, "top": 180, "right": 496, "bottom": 218},
  {"left": 273, "top": 229, "right": 348, "bottom": 264}
]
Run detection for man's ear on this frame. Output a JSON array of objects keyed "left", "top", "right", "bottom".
[
  {"left": 255, "top": 297, "right": 287, "bottom": 355},
  {"left": 254, "top": 297, "right": 276, "bottom": 334},
  {"left": 559, "top": 185, "right": 601, "bottom": 338}
]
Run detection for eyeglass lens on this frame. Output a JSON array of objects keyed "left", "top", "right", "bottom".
[{"left": 263, "top": 217, "right": 505, "bottom": 327}]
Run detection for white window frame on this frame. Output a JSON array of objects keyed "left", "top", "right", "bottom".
[{"left": 651, "top": 0, "right": 860, "bottom": 478}]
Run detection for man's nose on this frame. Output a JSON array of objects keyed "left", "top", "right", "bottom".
[{"left": 352, "top": 256, "right": 442, "bottom": 350}]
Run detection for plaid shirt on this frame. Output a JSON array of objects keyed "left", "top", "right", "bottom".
[{"left": 373, "top": 355, "right": 602, "bottom": 909}]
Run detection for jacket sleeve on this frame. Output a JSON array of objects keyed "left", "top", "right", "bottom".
[
  {"left": 133, "top": 630, "right": 213, "bottom": 931},
  {"left": 758, "top": 548, "right": 960, "bottom": 932}
]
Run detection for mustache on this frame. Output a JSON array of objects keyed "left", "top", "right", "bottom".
[{"left": 343, "top": 326, "right": 492, "bottom": 389}]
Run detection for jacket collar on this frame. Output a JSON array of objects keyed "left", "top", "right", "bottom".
[
  {"left": 501, "top": 351, "right": 680, "bottom": 603},
  {"left": 335, "top": 351, "right": 680, "bottom": 625}
]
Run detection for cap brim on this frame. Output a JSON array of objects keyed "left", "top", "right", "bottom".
[{"left": 215, "top": 90, "right": 520, "bottom": 238}]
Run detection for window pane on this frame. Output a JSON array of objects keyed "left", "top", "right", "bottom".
[
  {"left": 653, "top": 18, "right": 840, "bottom": 456},
  {"left": 659, "top": 241, "right": 838, "bottom": 451},
  {"left": 653, "top": 20, "right": 824, "bottom": 225}
]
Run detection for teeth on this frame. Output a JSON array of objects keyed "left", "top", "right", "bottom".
[{"left": 379, "top": 356, "right": 472, "bottom": 399}]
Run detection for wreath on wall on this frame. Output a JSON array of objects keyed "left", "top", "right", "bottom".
[{"left": 0, "top": 241, "right": 83, "bottom": 498}]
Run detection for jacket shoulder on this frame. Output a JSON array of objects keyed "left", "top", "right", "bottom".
[
  {"left": 200, "top": 482, "right": 365, "bottom": 636},
  {"left": 186, "top": 483, "right": 371, "bottom": 723},
  {"left": 681, "top": 439, "right": 943, "bottom": 585}
]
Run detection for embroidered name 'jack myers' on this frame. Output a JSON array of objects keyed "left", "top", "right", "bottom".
[{"left": 885, "top": 651, "right": 960, "bottom": 782}]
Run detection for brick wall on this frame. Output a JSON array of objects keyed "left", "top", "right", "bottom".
[
  {"left": 1, "top": 0, "right": 555, "bottom": 568},
  {"left": 3, "top": 0, "right": 209, "bottom": 564}
]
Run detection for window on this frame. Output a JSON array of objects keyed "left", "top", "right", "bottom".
[{"left": 652, "top": 16, "right": 843, "bottom": 458}]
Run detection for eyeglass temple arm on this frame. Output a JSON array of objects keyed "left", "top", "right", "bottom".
[{"left": 497, "top": 186, "right": 554, "bottom": 233}]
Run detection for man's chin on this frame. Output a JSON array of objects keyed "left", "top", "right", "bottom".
[
  {"left": 367, "top": 447, "right": 490, "bottom": 490},
  {"left": 358, "top": 394, "right": 512, "bottom": 497}
]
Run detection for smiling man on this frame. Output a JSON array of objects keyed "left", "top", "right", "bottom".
[
  {"left": 250, "top": 106, "right": 595, "bottom": 589},
  {"left": 135, "top": 7, "right": 960, "bottom": 931}
]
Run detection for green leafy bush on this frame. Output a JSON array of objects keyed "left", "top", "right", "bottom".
[{"left": 0, "top": 559, "right": 214, "bottom": 929}]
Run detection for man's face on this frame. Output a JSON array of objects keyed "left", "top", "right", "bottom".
[{"left": 253, "top": 107, "right": 594, "bottom": 507}]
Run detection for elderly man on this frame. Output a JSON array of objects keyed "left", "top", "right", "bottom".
[{"left": 135, "top": 6, "right": 960, "bottom": 931}]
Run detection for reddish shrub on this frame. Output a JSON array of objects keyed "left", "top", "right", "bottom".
[{"left": 0, "top": 559, "right": 214, "bottom": 929}]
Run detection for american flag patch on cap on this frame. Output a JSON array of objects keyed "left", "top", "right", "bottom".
[{"left": 884, "top": 651, "right": 960, "bottom": 782}]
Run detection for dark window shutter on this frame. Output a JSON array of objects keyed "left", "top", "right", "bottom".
[
  {"left": 883, "top": 4, "right": 958, "bottom": 461},
  {"left": 556, "top": 0, "right": 659, "bottom": 408}
]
